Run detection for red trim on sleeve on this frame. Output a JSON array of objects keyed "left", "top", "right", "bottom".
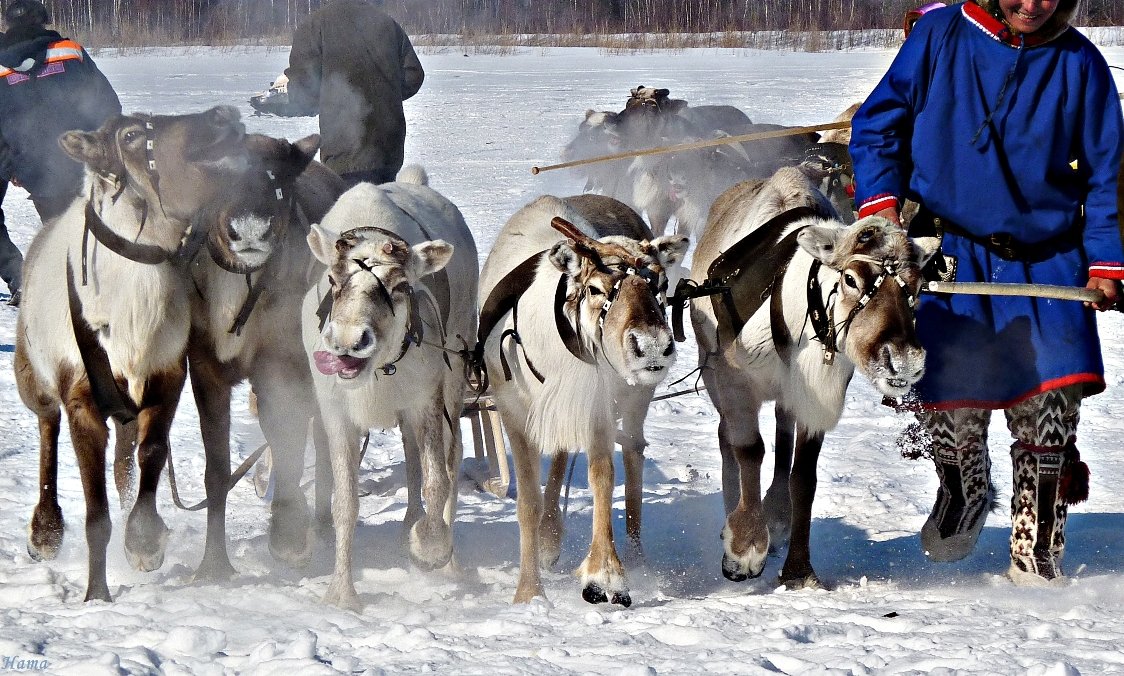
[
  {"left": 857, "top": 194, "right": 898, "bottom": 219},
  {"left": 1088, "top": 263, "right": 1124, "bottom": 281}
]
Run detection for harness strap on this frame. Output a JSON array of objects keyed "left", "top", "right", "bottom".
[
  {"left": 554, "top": 273, "right": 596, "bottom": 364},
  {"left": 66, "top": 259, "right": 139, "bottom": 424}
]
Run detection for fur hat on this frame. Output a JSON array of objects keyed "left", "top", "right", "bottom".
[
  {"left": 3, "top": 0, "right": 51, "bottom": 29},
  {"left": 972, "top": 0, "right": 1076, "bottom": 39}
]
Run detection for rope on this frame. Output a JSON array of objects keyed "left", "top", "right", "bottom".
[
  {"left": 530, "top": 120, "right": 852, "bottom": 175},
  {"left": 167, "top": 441, "right": 271, "bottom": 511}
]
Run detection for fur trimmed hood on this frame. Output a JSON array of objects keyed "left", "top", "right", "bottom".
[{"left": 971, "top": 0, "right": 1076, "bottom": 41}]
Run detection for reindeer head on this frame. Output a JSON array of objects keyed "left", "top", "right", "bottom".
[
  {"left": 549, "top": 217, "right": 689, "bottom": 387},
  {"left": 797, "top": 216, "right": 940, "bottom": 397},
  {"left": 60, "top": 106, "right": 249, "bottom": 237},
  {"left": 203, "top": 133, "right": 320, "bottom": 274},
  {"left": 307, "top": 187, "right": 453, "bottom": 380},
  {"left": 561, "top": 110, "right": 623, "bottom": 163}
]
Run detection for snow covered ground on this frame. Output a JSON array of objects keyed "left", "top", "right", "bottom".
[{"left": 1, "top": 42, "right": 1123, "bottom": 675}]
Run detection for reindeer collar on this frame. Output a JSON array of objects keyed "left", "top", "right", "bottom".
[{"left": 80, "top": 199, "right": 206, "bottom": 285}]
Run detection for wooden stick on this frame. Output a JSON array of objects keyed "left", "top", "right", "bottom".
[
  {"left": 923, "top": 280, "right": 1105, "bottom": 304},
  {"left": 531, "top": 119, "right": 852, "bottom": 175}
]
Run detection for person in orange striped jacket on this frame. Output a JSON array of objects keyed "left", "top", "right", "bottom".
[{"left": 0, "top": 0, "right": 119, "bottom": 221}]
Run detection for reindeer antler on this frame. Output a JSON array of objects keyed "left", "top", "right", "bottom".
[{"left": 550, "top": 216, "right": 645, "bottom": 269}]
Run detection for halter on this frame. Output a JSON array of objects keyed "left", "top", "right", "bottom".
[
  {"left": 315, "top": 225, "right": 452, "bottom": 377},
  {"left": 801, "top": 252, "right": 920, "bottom": 364},
  {"left": 562, "top": 255, "right": 667, "bottom": 365}
]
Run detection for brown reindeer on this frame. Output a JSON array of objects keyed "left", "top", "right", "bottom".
[
  {"left": 690, "top": 165, "right": 938, "bottom": 587},
  {"left": 185, "top": 132, "right": 346, "bottom": 578},
  {"left": 16, "top": 107, "right": 251, "bottom": 602}
]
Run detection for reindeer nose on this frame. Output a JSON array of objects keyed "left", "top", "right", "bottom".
[
  {"left": 226, "top": 222, "right": 242, "bottom": 242},
  {"left": 351, "top": 328, "right": 374, "bottom": 354}
]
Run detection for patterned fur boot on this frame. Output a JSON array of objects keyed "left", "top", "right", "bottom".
[
  {"left": 921, "top": 441, "right": 996, "bottom": 562},
  {"left": 1008, "top": 443, "right": 1087, "bottom": 586}
]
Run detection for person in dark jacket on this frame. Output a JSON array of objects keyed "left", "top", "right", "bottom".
[
  {"left": 850, "top": 0, "right": 1123, "bottom": 585},
  {"left": 0, "top": 0, "right": 121, "bottom": 224},
  {"left": 284, "top": 0, "right": 424, "bottom": 186},
  {"left": 0, "top": 24, "right": 17, "bottom": 304}
]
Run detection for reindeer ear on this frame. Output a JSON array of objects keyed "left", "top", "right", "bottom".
[
  {"left": 306, "top": 222, "right": 336, "bottom": 266},
  {"left": 409, "top": 240, "right": 454, "bottom": 278},
  {"left": 797, "top": 225, "right": 843, "bottom": 268},
  {"left": 651, "top": 235, "right": 690, "bottom": 267},
  {"left": 912, "top": 236, "right": 941, "bottom": 268},
  {"left": 548, "top": 241, "right": 583, "bottom": 276},
  {"left": 293, "top": 133, "right": 321, "bottom": 166},
  {"left": 59, "top": 130, "right": 107, "bottom": 169}
]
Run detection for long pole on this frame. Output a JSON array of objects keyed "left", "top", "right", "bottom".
[
  {"left": 923, "top": 281, "right": 1105, "bottom": 304},
  {"left": 530, "top": 120, "right": 852, "bottom": 175}
]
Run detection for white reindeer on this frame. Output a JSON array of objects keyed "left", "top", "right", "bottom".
[
  {"left": 302, "top": 167, "right": 477, "bottom": 610},
  {"left": 690, "top": 166, "right": 938, "bottom": 587},
  {"left": 16, "top": 106, "right": 251, "bottom": 602},
  {"left": 479, "top": 193, "right": 688, "bottom": 606}
]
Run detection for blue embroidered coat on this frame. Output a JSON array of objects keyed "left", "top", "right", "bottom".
[{"left": 850, "top": 1, "right": 1124, "bottom": 410}]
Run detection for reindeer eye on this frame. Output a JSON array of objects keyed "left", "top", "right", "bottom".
[
  {"left": 844, "top": 272, "right": 859, "bottom": 289},
  {"left": 586, "top": 285, "right": 605, "bottom": 297}
]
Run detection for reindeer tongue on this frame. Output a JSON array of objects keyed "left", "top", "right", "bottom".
[{"left": 313, "top": 350, "right": 368, "bottom": 376}]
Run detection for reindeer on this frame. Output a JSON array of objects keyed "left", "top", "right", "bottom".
[
  {"left": 479, "top": 193, "right": 688, "bottom": 606},
  {"left": 184, "top": 132, "right": 346, "bottom": 578},
  {"left": 302, "top": 168, "right": 477, "bottom": 610},
  {"left": 689, "top": 165, "right": 938, "bottom": 587},
  {"left": 16, "top": 106, "right": 251, "bottom": 602}
]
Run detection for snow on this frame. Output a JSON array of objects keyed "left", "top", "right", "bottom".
[{"left": 1, "top": 42, "right": 1124, "bottom": 674}]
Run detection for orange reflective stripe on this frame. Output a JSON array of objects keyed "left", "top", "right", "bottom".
[{"left": 44, "top": 40, "right": 84, "bottom": 64}]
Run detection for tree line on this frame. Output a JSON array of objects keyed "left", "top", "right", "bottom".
[{"left": 34, "top": 0, "right": 1124, "bottom": 46}]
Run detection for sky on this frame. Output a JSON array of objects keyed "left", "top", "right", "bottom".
[{"left": 0, "top": 38, "right": 1123, "bottom": 675}]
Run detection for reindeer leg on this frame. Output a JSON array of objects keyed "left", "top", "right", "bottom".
[
  {"left": 778, "top": 425, "right": 825, "bottom": 589},
  {"left": 700, "top": 365, "right": 740, "bottom": 515},
  {"left": 502, "top": 415, "right": 545, "bottom": 603},
  {"left": 712, "top": 378, "right": 768, "bottom": 582},
  {"left": 399, "top": 415, "right": 424, "bottom": 537},
  {"left": 405, "top": 395, "right": 454, "bottom": 570},
  {"left": 440, "top": 380, "right": 465, "bottom": 571},
  {"left": 578, "top": 438, "right": 630, "bottom": 607},
  {"left": 112, "top": 419, "right": 137, "bottom": 510},
  {"left": 124, "top": 366, "right": 184, "bottom": 573},
  {"left": 617, "top": 385, "right": 653, "bottom": 558},
  {"left": 28, "top": 408, "right": 65, "bottom": 561},
  {"left": 322, "top": 408, "right": 362, "bottom": 611},
  {"left": 187, "top": 346, "right": 237, "bottom": 580},
  {"left": 63, "top": 385, "right": 112, "bottom": 602},
  {"left": 312, "top": 413, "right": 333, "bottom": 539},
  {"left": 17, "top": 344, "right": 66, "bottom": 561},
  {"left": 252, "top": 369, "right": 313, "bottom": 567},
  {"left": 763, "top": 402, "right": 795, "bottom": 551},
  {"left": 539, "top": 451, "right": 569, "bottom": 568}
]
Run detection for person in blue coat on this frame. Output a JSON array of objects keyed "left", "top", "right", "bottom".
[{"left": 850, "top": 0, "right": 1124, "bottom": 585}]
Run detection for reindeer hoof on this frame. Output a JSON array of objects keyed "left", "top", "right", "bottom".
[
  {"left": 192, "top": 556, "right": 238, "bottom": 582},
  {"left": 779, "top": 571, "right": 822, "bottom": 590},
  {"left": 27, "top": 503, "right": 65, "bottom": 562},
  {"left": 611, "top": 591, "right": 632, "bottom": 608},
  {"left": 582, "top": 583, "right": 609, "bottom": 604},
  {"left": 125, "top": 509, "right": 170, "bottom": 572},
  {"left": 722, "top": 553, "right": 763, "bottom": 582},
  {"left": 408, "top": 519, "right": 453, "bottom": 571},
  {"left": 269, "top": 499, "right": 313, "bottom": 566}
]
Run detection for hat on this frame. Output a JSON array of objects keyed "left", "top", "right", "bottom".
[{"left": 3, "top": 0, "right": 51, "bottom": 29}]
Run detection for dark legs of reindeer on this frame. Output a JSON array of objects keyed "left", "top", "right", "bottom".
[
  {"left": 252, "top": 367, "right": 314, "bottom": 566},
  {"left": 777, "top": 426, "right": 824, "bottom": 588},
  {"left": 64, "top": 388, "right": 113, "bottom": 602},
  {"left": 124, "top": 368, "right": 184, "bottom": 574},
  {"left": 28, "top": 408, "right": 64, "bottom": 561},
  {"left": 762, "top": 404, "right": 795, "bottom": 551},
  {"left": 187, "top": 347, "right": 239, "bottom": 580}
]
